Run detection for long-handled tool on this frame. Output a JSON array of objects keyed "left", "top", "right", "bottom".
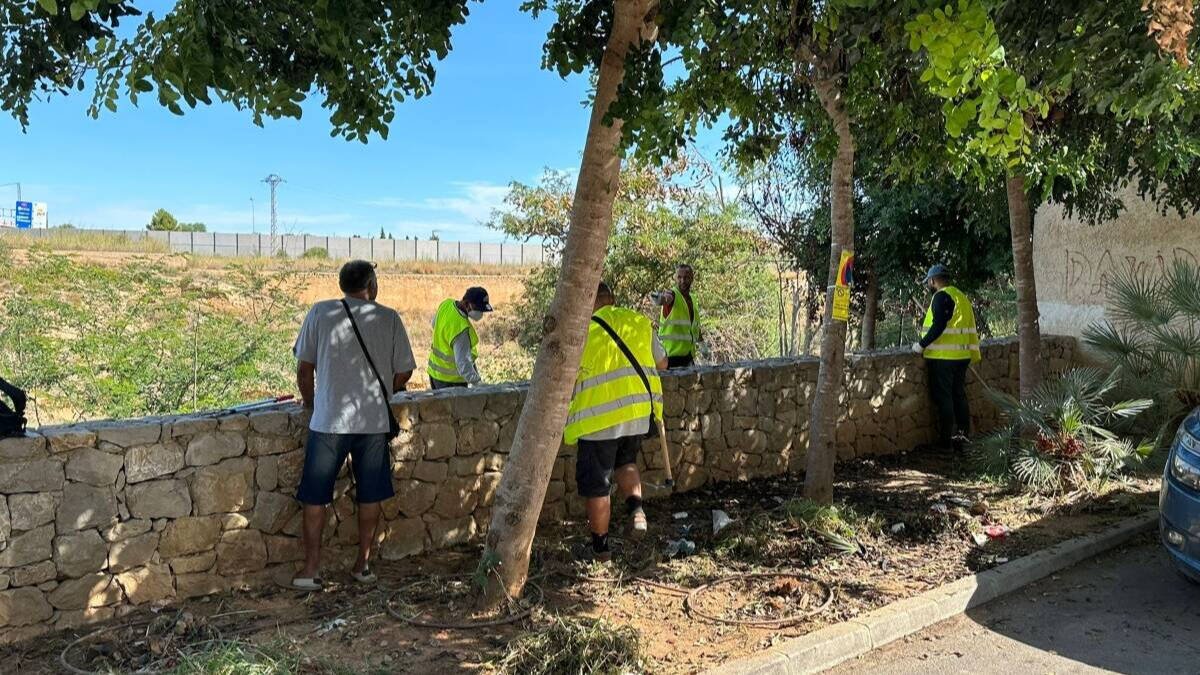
[
  {"left": 644, "top": 417, "right": 676, "bottom": 491},
  {"left": 204, "top": 395, "right": 296, "bottom": 417}
]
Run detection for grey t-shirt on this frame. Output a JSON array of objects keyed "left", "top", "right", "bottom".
[{"left": 294, "top": 297, "right": 416, "bottom": 435}]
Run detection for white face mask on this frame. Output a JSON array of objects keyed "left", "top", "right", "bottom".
[{"left": 468, "top": 310, "right": 484, "bottom": 321}]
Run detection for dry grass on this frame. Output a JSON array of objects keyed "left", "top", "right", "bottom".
[
  {"left": 0, "top": 228, "right": 170, "bottom": 253},
  {"left": 496, "top": 612, "right": 647, "bottom": 675}
]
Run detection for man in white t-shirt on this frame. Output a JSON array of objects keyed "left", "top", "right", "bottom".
[{"left": 291, "top": 260, "right": 415, "bottom": 589}]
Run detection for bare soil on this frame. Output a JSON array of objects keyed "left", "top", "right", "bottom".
[{"left": 4, "top": 450, "right": 1158, "bottom": 674}]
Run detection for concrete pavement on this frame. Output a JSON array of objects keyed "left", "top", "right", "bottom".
[{"left": 826, "top": 534, "right": 1200, "bottom": 674}]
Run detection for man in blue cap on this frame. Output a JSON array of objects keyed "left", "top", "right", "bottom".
[{"left": 912, "top": 264, "right": 981, "bottom": 452}]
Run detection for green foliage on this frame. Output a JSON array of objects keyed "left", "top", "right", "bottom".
[
  {"left": 498, "top": 613, "right": 647, "bottom": 675},
  {"left": 0, "top": 0, "right": 141, "bottom": 128},
  {"left": 972, "top": 368, "right": 1154, "bottom": 495},
  {"left": 146, "top": 209, "right": 204, "bottom": 232},
  {"left": 1083, "top": 258, "right": 1200, "bottom": 435},
  {"left": 906, "top": 0, "right": 1047, "bottom": 169},
  {"left": 14, "top": 1, "right": 478, "bottom": 142},
  {"left": 300, "top": 246, "right": 329, "bottom": 260},
  {"left": 492, "top": 159, "right": 778, "bottom": 361},
  {"left": 147, "top": 208, "right": 178, "bottom": 231},
  {"left": 0, "top": 243, "right": 300, "bottom": 422}
]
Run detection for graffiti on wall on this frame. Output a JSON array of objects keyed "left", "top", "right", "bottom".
[{"left": 1064, "top": 246, "right": 1198, "bottom": 300}]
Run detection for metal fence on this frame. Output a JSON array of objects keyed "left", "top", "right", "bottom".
[{"left": 7, "top": 227, "right": 550, "bottom": 266}]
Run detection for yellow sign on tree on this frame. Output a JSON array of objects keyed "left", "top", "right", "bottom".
[
  {"left": 831, "top": 249, "right": 853, "bottom": 322},
  {"left": 832, "top": 286, "right": 851, "bottom": 322}
]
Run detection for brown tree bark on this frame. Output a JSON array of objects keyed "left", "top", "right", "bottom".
[
  {"left": 802, "top": 73, "right": 855, "bottom": 505},
  {"left": 1006, "top": 172, "right": 1042, "bottom": 400},
  {"left": 860, "top": 271, "right": 878, "bottom": 351},
  {"left": 479, "top": 0, "right": 656, "bottom": 606}
]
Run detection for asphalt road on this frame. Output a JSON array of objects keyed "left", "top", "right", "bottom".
[{"left": 827, "top": 534, "right": 1200, "bottom": 675}]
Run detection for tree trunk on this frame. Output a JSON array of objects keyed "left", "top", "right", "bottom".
[
  {"left": 1006, "top": 172, "right": 1042, "bottom": 400},
  {"left": 860, "top": 271, "right": 878, "bottom": 351},
  {"left": 802, "top": 74, "right": 855, "bottom": 505},
  {"left": 479, "top": 0, "right": 655, "bottom": 606}
]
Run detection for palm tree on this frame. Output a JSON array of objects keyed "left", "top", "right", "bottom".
[
  {"left": 973, "top": 368, "right": 1153, "bottom": 495},
  {"left": 1083, "top": 258, "right": 1200, "bottom": 437}
]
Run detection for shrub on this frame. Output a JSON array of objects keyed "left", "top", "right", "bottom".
[
  {"left": 493, "top": 160, "right": 779, "bottom": 360},
  {"left": 1083, "top": 258, "right": 1200, "bottom": 439},
  {"left": 0, "top": 245, "right": 301, "bottom": 423},
  {"left": 301, "top": 246, "right": 329, "bottom": 259},
  {"left": 972, "top": 368, "right": 1154, "bottom": 495}
]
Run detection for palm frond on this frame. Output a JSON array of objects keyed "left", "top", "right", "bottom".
[
  {"left": 1082, "top": 321, "right": 1146, "bottom": 362},
  {"left": 970, "top": 431, "right": 1016, "bottom": 478},
  {"left": 1101, "top": 397, "right": 1155, "bottom": 420},
  {"left": 1012, "top": 445, "right": 1062, "bottom": 494},
  {"left": 817, "top": 528, "right": 860, "bottom": 555},
  {"left": 1148, "top": 322, "right": 1200, "bottom": 362},
  {"left": 1105, "top": 265, "right": 1174, "bottom": 327},
  {"left": 1164, "top": 258, "right": 1200, "bottom": 320}
]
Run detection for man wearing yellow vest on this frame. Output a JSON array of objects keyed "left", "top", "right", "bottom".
[
  {"left": 428, "top": 287, "right": 492, "bottom": 389},
  {"left": 913, "top": 264, "right": 981, "bottom": 452},
  {"left": 654, "top": 263, "right": 704, "bottom": 368},
  {"left": 565, "top": 282, "right": 668, "bottom": 562}
]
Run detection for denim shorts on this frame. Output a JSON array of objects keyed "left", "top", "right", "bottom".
[{"left": 296, "top": 431, "right": 395, "bottom": 505}]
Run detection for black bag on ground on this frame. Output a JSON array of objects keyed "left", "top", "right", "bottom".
[{"left": 0, "top": 377, "right": 28, "bottom": 439}]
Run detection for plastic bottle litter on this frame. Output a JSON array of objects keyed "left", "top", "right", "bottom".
[
  {"left": 673, "top": 511, "right": 689, "bottom": 520},
  {"left": 712, "top": 509, "right": 733, "bottom": 535},
  {"left": 971, "top": 532, "right": 989, "bottom": 547},
  {"left": 890, "top": 523, "right": 906, "bottom": 534},
  {"left": 664, "top": 539, "right": 697, "bottom": 558}
]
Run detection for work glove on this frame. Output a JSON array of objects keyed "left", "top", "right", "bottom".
[
  {"left": 911, "top": 342, "right": 924, "bottom": 354},
  {"left": 649, "top": 290, "right": 671, "bottom": 306},
  {"left": 698, "top": 342, "right": 712, "bottom": 362}
]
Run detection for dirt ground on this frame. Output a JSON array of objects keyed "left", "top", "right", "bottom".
[{"left": 3, "top": 450, "right": 1158, "bottom": 675}]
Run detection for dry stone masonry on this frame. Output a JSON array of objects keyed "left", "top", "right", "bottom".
[{"left": 0, "top": 336, "right": 1074, "bottom": 637}]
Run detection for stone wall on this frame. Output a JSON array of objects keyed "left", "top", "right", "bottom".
[
  {"left": 0, "top": 336, "right": 1074, "bottom": 638},
  {"left": 1034, "top": 188, "right": 1200, "bottom": 341}
]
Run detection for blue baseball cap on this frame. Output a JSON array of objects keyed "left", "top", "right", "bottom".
[{"left": 923, "top": 264, "right": 950, "bottom": 282}]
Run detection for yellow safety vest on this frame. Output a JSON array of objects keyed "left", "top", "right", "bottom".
[
  {"left": 922, "top": 286, "right": 980, "bottom": 363},
  {"left": 564, "top": 305, "right": 664, "bottom": 445},
  {"left": 658, "top": 286, "right": 699, "bottom": 358},
  {"left": 429, "top": 299, "right": 478, "bottom": 383}
]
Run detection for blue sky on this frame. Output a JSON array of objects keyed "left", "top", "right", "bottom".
[{"left": 3, "top": 2, "right": 722, "bottom": 242}]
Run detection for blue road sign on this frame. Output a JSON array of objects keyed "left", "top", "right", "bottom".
[{"left": 14, "top": 201, "right": 32, "bottom": 229}]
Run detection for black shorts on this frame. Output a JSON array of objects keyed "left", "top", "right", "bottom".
[
  {"left": 296, "top": 431, "right": 395, "bottom": 505},
  {"left": 575, "top": 435, "right": 641, "bottom": 498},
  {"left": 666, "top": 354, "right": 694, "bottom": 369}
]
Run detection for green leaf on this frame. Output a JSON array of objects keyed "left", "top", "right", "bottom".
[
  {"left": 37, "top": 0, "right": 57, "bottom": 14},
  {"left": 70, "top": 1, "right": 84, "bottom": 20}
]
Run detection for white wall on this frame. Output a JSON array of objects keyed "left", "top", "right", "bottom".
[{"left": 1034, "top": 188, "right": 1200, "bottom": 339}]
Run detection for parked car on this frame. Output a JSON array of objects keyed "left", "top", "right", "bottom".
[{"left": 1161, "top": 407, "right": 1200, "bottom": 581}]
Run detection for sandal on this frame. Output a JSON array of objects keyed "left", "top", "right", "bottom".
[{"left": 291, "top": 576, "right": 324, "bottom": 591}]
